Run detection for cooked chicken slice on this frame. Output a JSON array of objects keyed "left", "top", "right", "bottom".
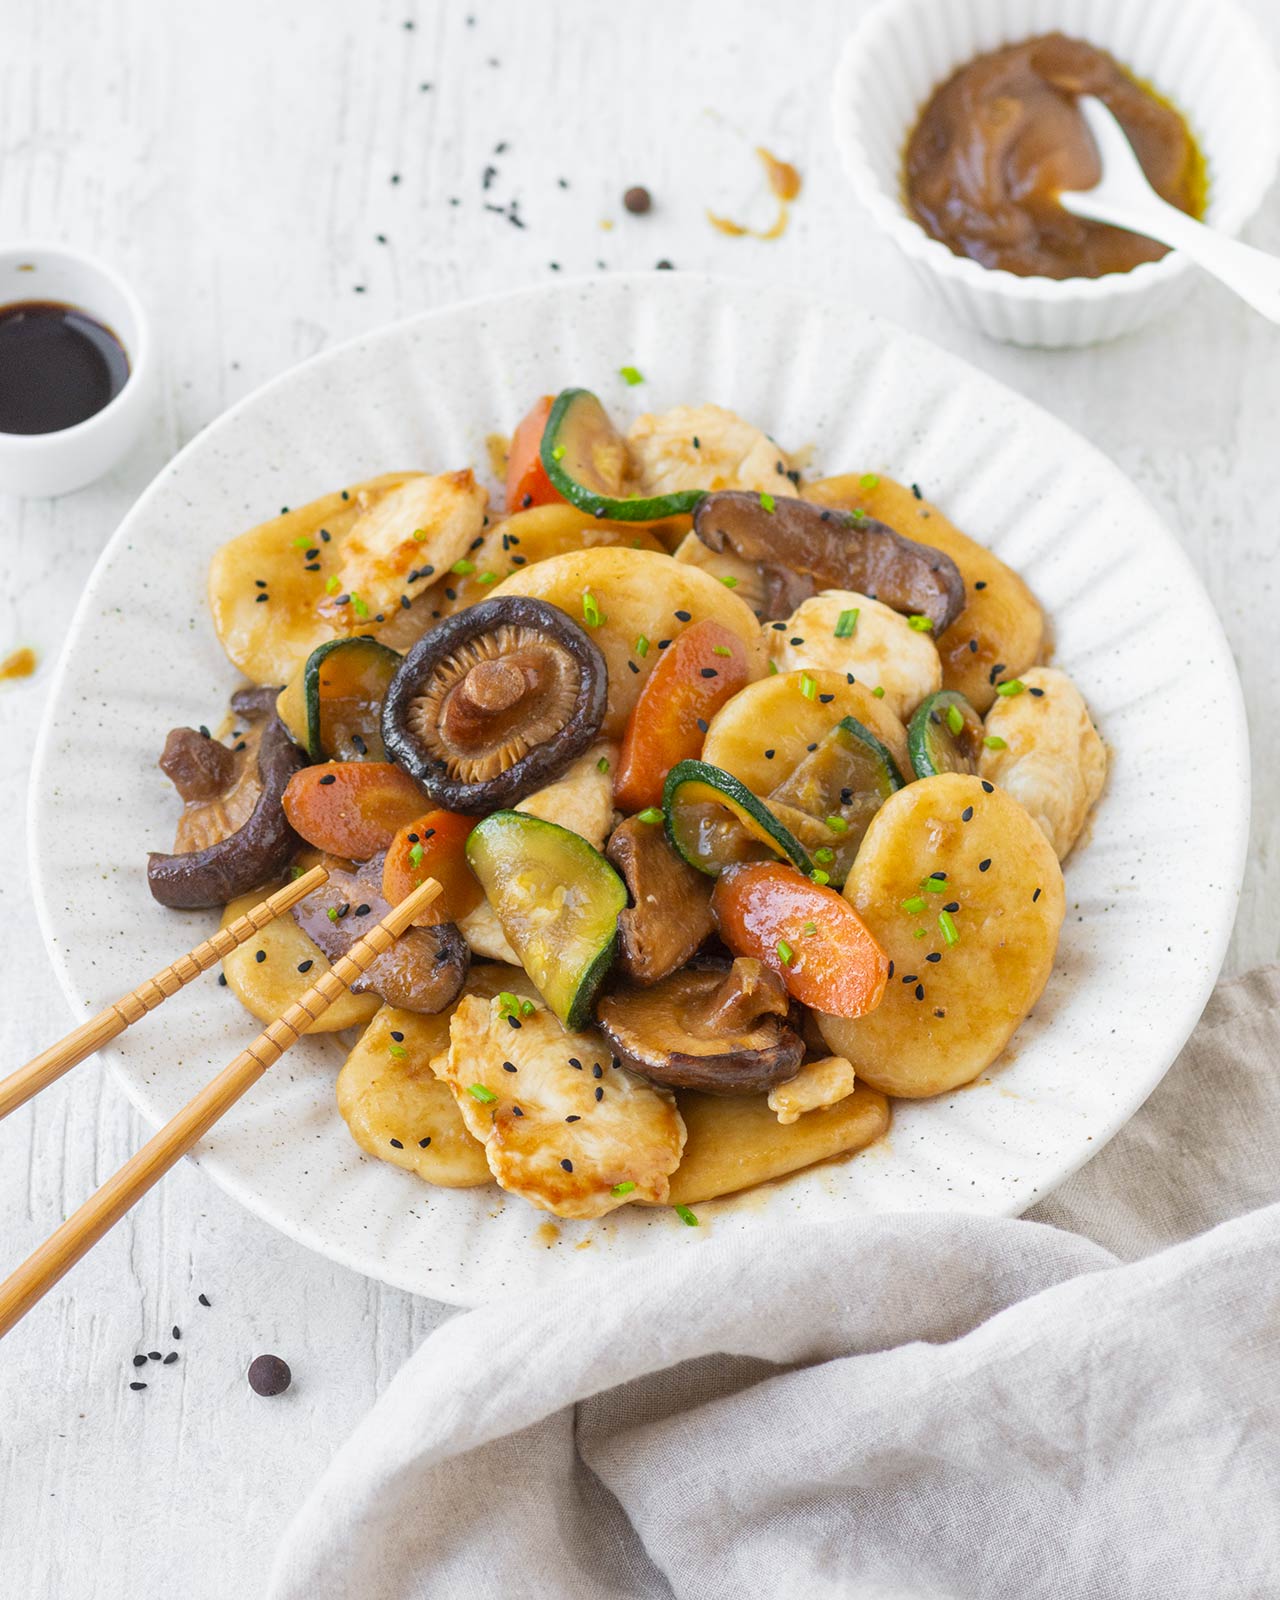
[
  {"left": 435, "top": 995, "right": 686, "bottom": 1218},
  {"left": 627, "top": 404, "right": 794, "bottom": 499},
  {"left": 459, "top": 898, "right": 521, "bottom": 965},
  {"left": 767, "top": 590, "right": 942, "bottom": 724},
  {"left": 979, "top": 666, "right": 1107, "bottom": 860},
  {"left": 328, "top": 469, "right": 488, "bottom": 622},
  {"left": 515, "top": 741, "right": 618, "bottom": 851},
  {"left": 671, "top": 530, "right": 768, "bottom": 617},
  {"left": 767, "top": 1055, "right": 857, "bottom": 1126}
]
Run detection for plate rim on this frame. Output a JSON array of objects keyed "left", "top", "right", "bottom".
[{"left": 28, "top": 270, "right": 1251, "bottom": 1301}]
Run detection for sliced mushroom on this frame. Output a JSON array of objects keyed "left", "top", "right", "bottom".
[
  {"left": 292, "top": 854, "right": 469, "bottom": 1014},
  {"left": 596, "top": 957, "right": 804, "bottom": 1095},
  {"left": 606, "top": 816, "right": 715, "bottom": 986},
  {"left": 693, "top": 490, "right": 966, "bottom": 631},
  {"left": 147, "top": 704, "right": 305, "bottom": 910},
  {"left": 381, "top": 596, "right": 607, "bottom": 813}
]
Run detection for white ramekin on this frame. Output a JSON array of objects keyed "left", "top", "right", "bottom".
[
  {"left": 832, "top": 0, "right": 1280, "bottom": 347},
  {"left": 0, "top": 243, "right": 154, "bottom": 496}
]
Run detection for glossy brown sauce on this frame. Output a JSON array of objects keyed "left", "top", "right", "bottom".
[
  {"left": 0, "top": 301, "right": 130, "bottom": 434},
  {"left": 904, "top": 33, "right": 1206, "bottom": 279},
  {"left": 708, "top": 146, "right": 803, "bottom": 241}
]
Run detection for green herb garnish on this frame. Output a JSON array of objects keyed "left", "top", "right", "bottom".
[
  {"left": 618, "top": 365, "right": 644, "bottom": 386},
  {"left": 468, "top": 1084, "right": 498, "bottom": 1104},
  {"left": 939, "top": 910, "right": 959, "bottom": 946},
  {"left": 834, "top": 608, "right": 859, "bottom": 638}
]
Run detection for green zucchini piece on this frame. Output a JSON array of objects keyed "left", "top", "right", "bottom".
[
  {"left": 541, "top": 388, "right": 707, "bottom": 523},
  {"left": 277, "top": 637, "right": 401, "bottom": 762},
  {"left": 765, "top": 716, "right": 905, "bottom": 887},
  {"left": 663, "top": 759, "right": 812, "bottom": 878},
  {"left": 466, "top": 810, "right": 627, "bottom": 1029},
  {"left": 908, "top": 690, "right": 984, "bottom": 780}
]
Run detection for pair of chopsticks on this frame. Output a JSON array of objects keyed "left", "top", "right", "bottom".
[{"left": 0, "top": 864, "right": 441, "bottom": 1339}]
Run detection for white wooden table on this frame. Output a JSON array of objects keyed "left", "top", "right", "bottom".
[{"left": 2, "top": 1, "right": 1277, "bottom": 1592}]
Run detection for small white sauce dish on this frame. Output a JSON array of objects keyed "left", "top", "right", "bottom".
[
  {"left": 832, "top": 0, "right": 1280, "bottom": 347},
  {"left": 0, "top": 243, "right": 154, "bottom": 497}
]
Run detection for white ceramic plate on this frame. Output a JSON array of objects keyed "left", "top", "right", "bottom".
[{"left": 30, "top": 275, "right": 1248, "bottom": 1305}]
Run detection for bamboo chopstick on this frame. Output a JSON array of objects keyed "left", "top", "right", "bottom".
[
  {"left": 0, "top": 864, "right": 331, "bottom": 1124},
  {"left": 0, "top": 875, "right": 442, "bottom": 1340}
]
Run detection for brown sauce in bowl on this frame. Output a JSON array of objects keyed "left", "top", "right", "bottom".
[{"left": 904, "top": 33, "right": 1206, "bottom": 279}]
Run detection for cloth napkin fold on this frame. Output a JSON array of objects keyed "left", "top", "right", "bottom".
[{"left": 268, "top": 966, "right": 1280, "bottom": 1600}]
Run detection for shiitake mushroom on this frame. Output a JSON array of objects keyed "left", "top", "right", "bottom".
[
  {"left": 596, "top": 957, "right": 805, "bottom": 1095},
  {"left": 693, "top": 489, "right": 966, "bottom": 632},
  {"left": 380, "top": 596, "right": 607, "bottom": 813}
]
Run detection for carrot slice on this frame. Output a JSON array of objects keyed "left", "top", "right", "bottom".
[
  {"left": 711, "top": 862, "right": 888, "bottom": 1019},
  {"left": 613, "top": 619, "right": 753, "bottom": 813},
  {"left": 505, "top": 395, "right": 562, "bottom": 514},
  {"left": 281, "top": 762, "right": 428, "bottom": 860},
  {"left": 382, "top": 809, "right": 483, "bottom": 926}
]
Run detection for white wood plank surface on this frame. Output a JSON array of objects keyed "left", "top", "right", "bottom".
[{"left": 2, "top": 0, "right": 1277, "bottom": 1593}]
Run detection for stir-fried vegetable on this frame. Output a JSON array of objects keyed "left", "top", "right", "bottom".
[
  {"left": 541, "top": 388, "right": 707, "bottom": 522},
  {"left": 711, "top": 861, "right": 889, "bottom": 1019},
  {"left": 664, "top": 760, "right": 812, "bottom": 878},
  {"left": 382, "top": 809, "right": 484, "bottom": 926},
  {"left": 505, "top": 394, "right": 563, "bottom": 514},
  {"left": 613, "top": 619, "right": 754, "bottom": 812},
  {"left": 276, "top": 636, "right": 401, "bottom": 762},
  {"left": 281, "top": 761, "right": 428, "bottom": 859},
  {"left": 907, "top": 689, "right": 985, "bottom": 778}
]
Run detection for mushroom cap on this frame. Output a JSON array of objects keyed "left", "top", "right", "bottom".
[
  {"left": 381, "top": 596, "right": 607, "bottom": 813},
  {"left": 596, "top": 957, "right": 805, "bottom": 1095}
]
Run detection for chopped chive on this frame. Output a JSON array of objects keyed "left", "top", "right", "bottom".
[
  {"left": 636, "top": 806, "right": 664, "bottom": 824},
  {"left": 291, "top": 534, "right": 312, "bottom": 548},
  {"left": 913, "top": 927, "right": 927, "bottom": 939},
  {"left": 810, "top": 869, "right": 830, "bottom": 885},
  {"left": 325, "top": 575, "right": 341, "bottom": 594},
  {"left": 675, "top": 1204, "right": 699, "bottom": 1227},
  {"left": 618, "top": 365, "right": 644, "bottom": 386},
  {"left": 923, "top": 877, "right": 946, "bottom": 894},
  {"left": 907, "top": 614, "right": 933, "bottom": 632},
  {"left": 519, "top": 999, "right": 536, "bottom": 1016},
  {"left": 551, "top": 444, "right": 566, "bottom": 461},
  {"left": 408, "top": 842, "right": 425, "bottom": 867},
  {"left": 871, "top": 685, "right": 886, "bottom": 698},
  {"left": 412, "top": 527, "right": 429, "bottom": 541},
  {"left": 326, "top": 906, "right": 339, "bottom": 922},
  {"left": 813, "top": 847, "right": 835, "bottom": 865},
  {"left": 939, "top": 910, "right": 959, "bottom": 946},
  {"left": 759, "top": 491, "right": 776, "bottom": 513},
  {"left": 388, "top": 1043, "right": 407, "bottom": 1059},
  {"left": 767, "top": 660, "right": 780, "bottom": 675},
  {"left": 634, "top": 634, "right": 650, "bottom": 657},
  {"left": 803, "top": 920, "right": 817, "bottom": 936},
  {"left": 996, "top": 679, "right": 1025, "bottom": 696},
  {"left": 799, "top": 672, "right": 816, "bottom": 700},
  {"left": 824, "top": 815, "right": 849, "bottom": 834},
  {"left": 351, "top": 592, "right": 370, "bottom": 619},
  {"left": 497, "top": 991, "right": 519, "bottom": 1016},
  {"left": 984, "top": 734, "right": 1008, "bottom": 750},
  {"left": 612, "top": 1180, "right": 637, "bottom": 1196},
  {"left": 776, "top": 939, "right": 794, "bottom": 966},
  {"left": 288, "top": 864, "right": 305, "bottom": 881},
  {"left": 901, "top": 895, "right": 926, "bottom": 914},
  {"left": 834, "top": 608, "right": 859, "bottom": 638},
  {"left": 945, "top": 704, "right": 964, "bottom": 736},
  {"left": 451, "top": 558, "right": 475, "bottom": 575},
  {"left": 582, "top": 590, "right": 604, "bottom": 627},
  {"left": 468, "top": 1084, "right": 498, "bottom": 1104},
  {"left": 859, "top": 472, "right": 880, "bottom": 491},
  {"left": 477, "top": 570, "right": 498, "bottom": 585},
  {"left": 719, "top": 575, "right": 739, "bottom": 588},
  {"left": 596, "top": 756, "right": 610, "bottom": 773},
  {"left": 712, "top": 644, "right": 732, "bottom": 657}
]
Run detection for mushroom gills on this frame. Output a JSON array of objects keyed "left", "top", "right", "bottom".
[
  {"left": 466, "top": 810, "right": 627, "bottom": 1029},
  {"left": 381, "top": 596, "right": 607, "bottom": 813},
  {"left": 596, "top": 957, "right": 805, "bottom": 1095},
  {"left": 764, "top": 716, "right": 905, "bottom": 887},
  {"left": 292, "top": 854, "right": 469, "bottom": 1014},
  {"left": 693, "top": 490, "right": 966, "bottom": 632}
]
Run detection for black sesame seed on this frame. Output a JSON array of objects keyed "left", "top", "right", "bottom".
[
  {"left": 198, "top": 1293, "right": 211, "bottom": 1308},
  {"left": 929, "top": 871, "right": 947, "bottom": 881},
  {"left": 628, "top": 660, "right": 640, "bottom": 674},
  {"left": 595, "top": 1086, "right": 604, "bottom": 1101},
  {"left": 806, "top": 742, "right": 818, "bottom": 752},
  {"left": 255, "top": 593, "right": 269, "bottom": 603},
  {"left": 696, "top": 717, "right": 709, "bottom": 733},
  {"left": 915, "top": 984, "right": 925, "bottom": 1000},
  {"left": 771, "top": 622, "right": 786, "bottom": 631},
  {"left": 658, "top": 639, "right": 672, "bottom": 649},
  {"left": 926, "top": 952, "right": 941, "bottom": 963},
  {"left": 887, "top": 961, "right": 895, "bottom": 979},
  {"left": 148, "top": 1351, "right": 162, "bottom": 1361},
  {"left": 764, "top": 749, "right": 775, "bottom": 759},
  {"left": 700, "top": 667, "right": 717, "bottom": 679},
  {"left": 163, "top": 1352, "right": 179, "bottom": 1365},
  {"left": 255, "top": 949, "right": 266, "bottom": 964},
  {"left": 253, "top": 581, "right": 266, "bottom": 591},
  {"left": 390, "top": 1138, "right": 403, "bottom": 1149},
  {"left": 297, "top": 959, "right": 313, "bottom": 973},
  {"left": 217, "top": 973, "right": 227, "bottom": 986},
  {"left": 1033, "top": 887, "right": 1042, "bottom": 902},
  {"left": 418, "top": 1137, "right": 431, "bottom": 1148},
  {"left": 512, "top": 1106, "right": 524, "bottom": 1116},
  {"left": 840, "top": 788, "right": 853, "bottom": 805},
  {"left": 132, "top": 1354, "right": 147, "bottom": 1368},
  {"left": 560, "top": 1158, "right": 574, "bottom": 1172},
  {"left": 318, "top": 773, "right": 337, "bottom": 785},
  {"left": 390, "top": 1030, "right": 405, "bottom": 1042},
  {"left": 911, "top": 483, "right": 923, "bottom": 500},
  {"left": 961, "top": 806, "right": 974, "bottom": 822},
  {"left": 675, "top": 609, "right": 691, "bottom": 622},
  {"left": 354, "top": 903, "right": 371, "bottom": 917},
  {"left": 846, "top": 673, "right": 856, "bottom": 684},
  {"left": 968, "top": 639, "right": 978, "bottom": 653},
  {"left": 565, "top": 1115, "right": 581, "bottom": 1123},
  {"left": 507, "top": 1015, "right": 521, "bottom": 1029},
  {"left": 336, "top": 903, "right": 349, "bottom": 918},
  {"left": 989, "top": 663, "right": 1006, "bottom": 685},
  {"left": 320, "top": 528, "right": 331, "bottom": 542},
  {"left": 789, "top": 636, "right": 804, "bottom": 647},
  {"left": 1029, "top": 687, "right": 1045, "bottom": 698},
  {"left": 350, "top": 734, "right": 368, "bottom": 755},
  {"left": 901, "top": 974, "right": 918, "bottom": 985},
  {"left": 445, "top": 587, "right": 457, "bottom": 602},
  {"left": 129, "top": 1382, "right": 147, "bottom": 1391},
  {"left": 502, "top": 1061, "right": 517, "bottom": 1073},
  {"left": 981, "top": 780, "right": 994, "bottom": 793},
  {"left": 818, "top": 693, "right": 834, "bottom": 704},
  {"left": 974, "top": 580, "right": 987, "bottom": 590},
  {"left": 568, "top": 1057, "right": 582, "bottom": 1069}
]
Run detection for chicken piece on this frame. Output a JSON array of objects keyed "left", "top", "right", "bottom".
[
  {"left": 515, "top": 741, "right": 618, "bottom": 852},
  {"left": 978, "top": 666, "right": 1107, "bottom": 860},
  {"left": 671, "top": 530, "right": 768, "bottom": 618},
  {"left": 627, "top": 404, "right": 794, "bottom": 499},
  {"left": 766, "top": 590, "right": 942, "bottom": 724},
  {"left": 459, "top": 898, "right": 521, "bottom": 965},
  {"left": 435, "top": 995, "right": 686, "bottom": 1218},
  {"left": 328, "top": 469, "right": 488, "bottom": 623},
  {"left": 767, "top": 1055, "right": 857, "bottom": 1126}
]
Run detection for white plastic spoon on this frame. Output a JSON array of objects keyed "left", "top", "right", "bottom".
[{"left": 1059, "top": 94, "right": 1280, "bottom": 324}]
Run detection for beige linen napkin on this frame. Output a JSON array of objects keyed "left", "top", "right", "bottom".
[{"left": 267, "top": 967, "right": 1280, "bottom": 1600}]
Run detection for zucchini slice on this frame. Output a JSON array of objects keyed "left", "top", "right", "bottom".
[
  {"left": 541, "top": 388, "right": 706, "bottom": 523},
  {"left": 663, "top": 759, "right": 812, "bottom": 878},
  {"left": 907, "top": 689, "right": 984, "bottom": 779},
  {"left": 465, "top": 810, "right": 627, "bottom": 1029},
  {"left": 277, "top": 637, "right": 401, "bottom": 762},
  {"left": 765, "top": 716, "right": 905, "bottom": 887}
]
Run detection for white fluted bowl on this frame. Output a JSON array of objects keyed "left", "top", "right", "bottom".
[{"left": 833, "top": 0, "right": 1280, "bottom": 346}]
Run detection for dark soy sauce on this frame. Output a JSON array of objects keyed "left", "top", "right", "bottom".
[{"left": 0, "top": 301, "right": 131, "bottom": 435}]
